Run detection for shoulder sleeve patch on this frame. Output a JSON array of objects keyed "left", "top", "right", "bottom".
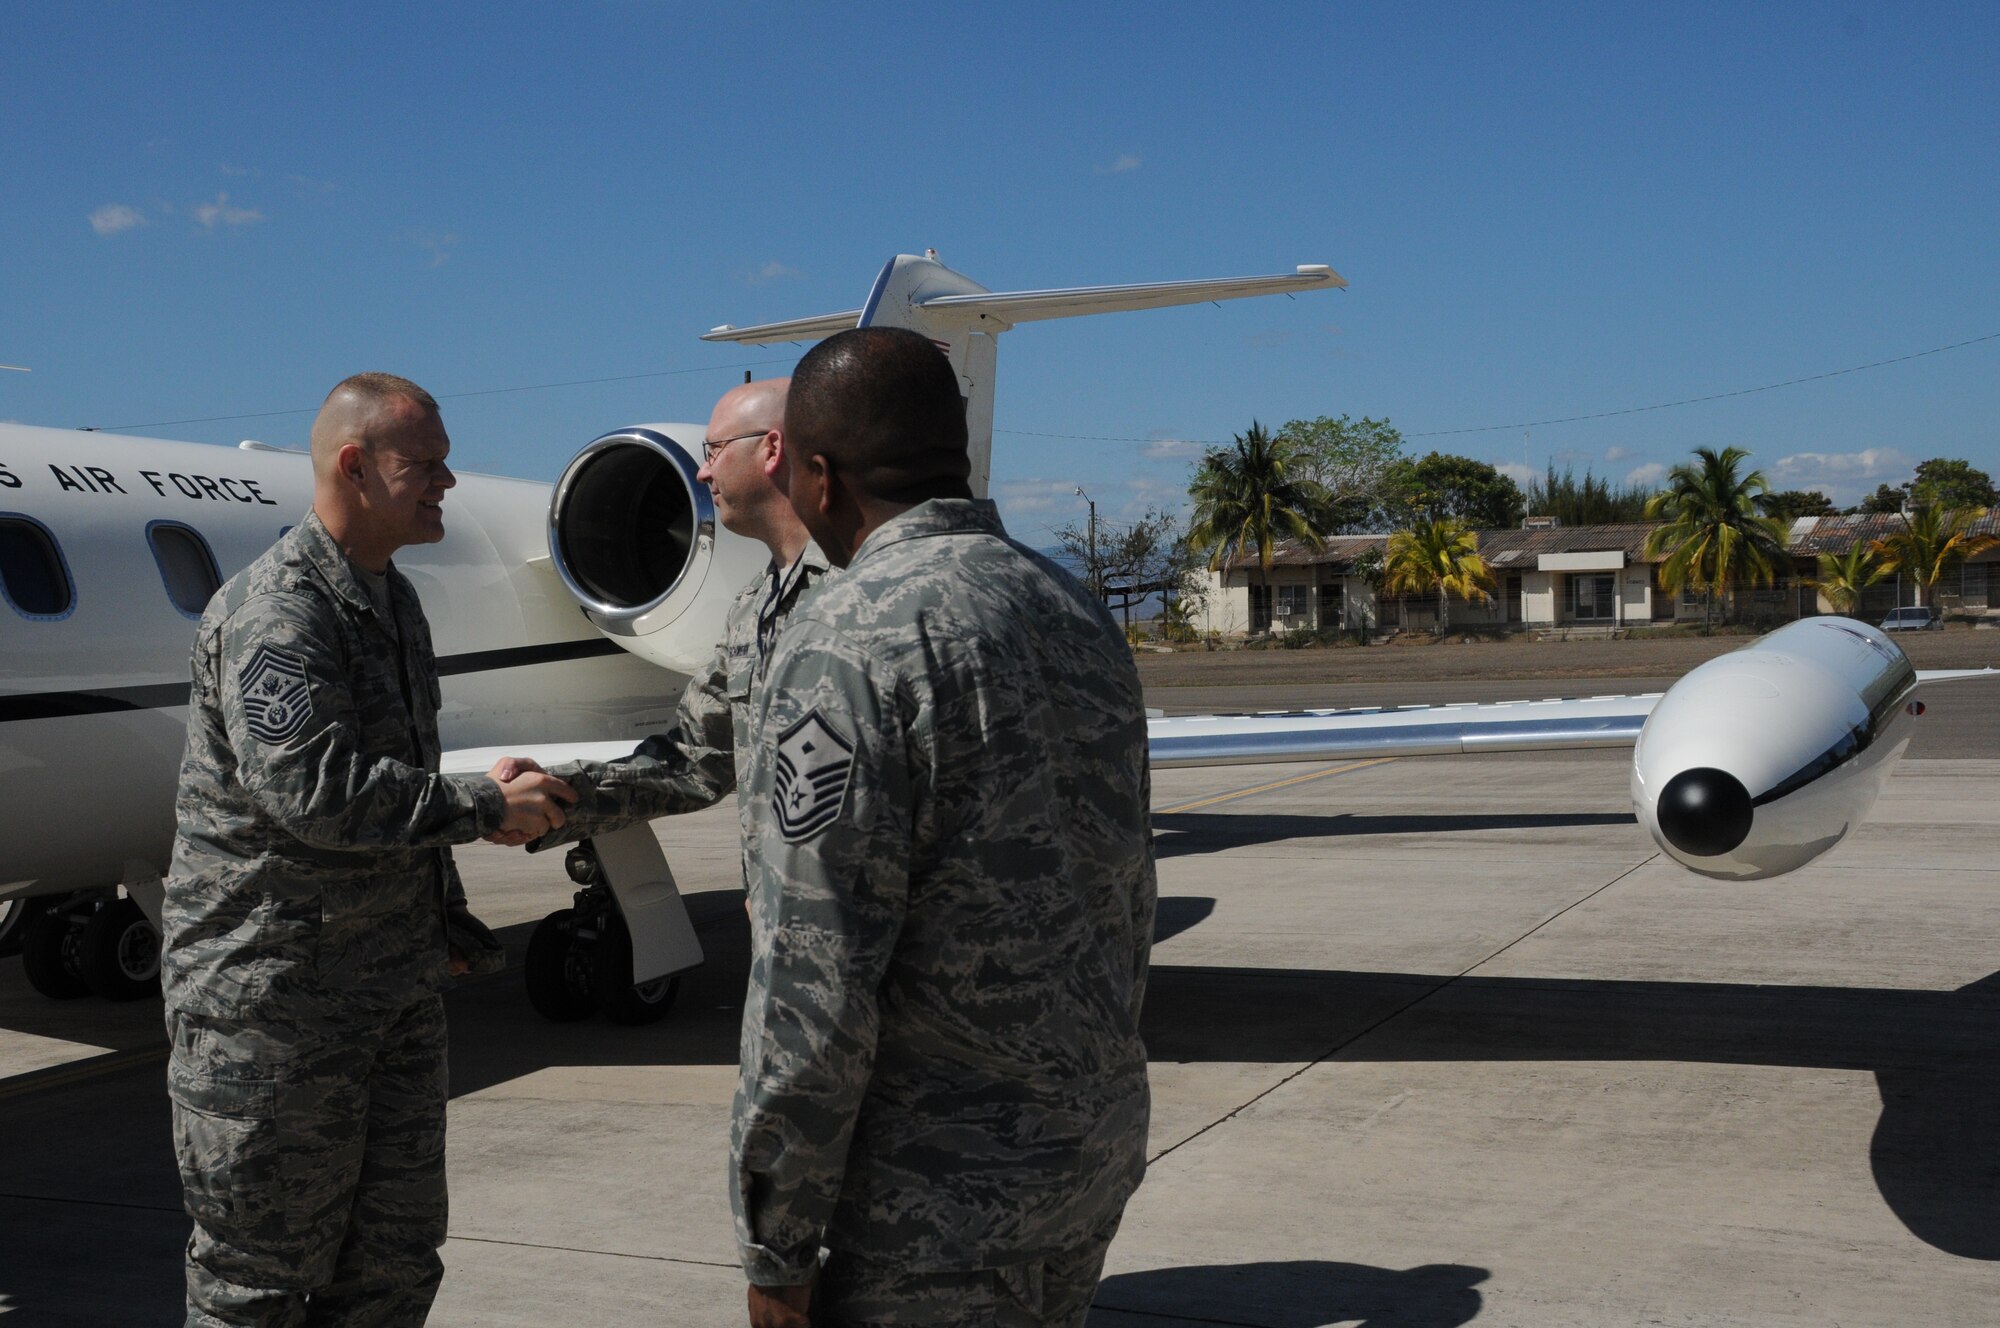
[
  {"left": 238, "top": 643, "right": 315, "bottom": 744},
  {"left": 773, "top": 708, "right": 856, "bottom": 842}
]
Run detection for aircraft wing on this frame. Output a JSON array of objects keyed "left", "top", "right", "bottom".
[
  {"left": 442, "top": 694, "right": 1659, "bottom": 783},
  {"left": 701, "top": 310, "right": 864, "bottom": 345},
  {"left": 1915, "top": 667, "right": 2000, "bottom": 683},
  {"left": 1148, "top": 694, "right": 1658, "bottom": 769}
]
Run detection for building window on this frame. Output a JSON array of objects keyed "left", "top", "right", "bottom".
[
  {"left": 1567, "top": 573, "right": 1617, "bottom": 620},
  {"left": 1318, "top": 580, "right": 1344, "bottom": 627},
  {"left": 148, "top": 521, "right": 222, "bottom": 618},
  {"left": 0, "top": 515, "right": 76, "bottom": 619},
  {"left": 1274, "top": 583, "right": 1309, "bottom": 626}
]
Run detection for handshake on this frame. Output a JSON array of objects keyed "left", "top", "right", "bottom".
[{"left": 483, "top": 757, "right": 579, "bottom": 848}]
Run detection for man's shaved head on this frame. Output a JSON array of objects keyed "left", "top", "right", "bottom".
[
  {"left": 714, "top": 377, "right": 788, "bottom": 436},
  {"left": 786, "top": 327, "right": 970, "bottom": 502},
  {"left": 310, "top": 372, "right": 441, "bottom": 478}
]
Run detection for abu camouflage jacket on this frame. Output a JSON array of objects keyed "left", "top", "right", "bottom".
[
  {"left": 162, "top": 511, "right": 503, "bottom": 1019},
  {"left": 733, "top": 498, "right": 1156, "bottom": 1282}
]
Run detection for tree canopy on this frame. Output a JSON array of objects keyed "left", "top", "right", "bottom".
[
  {"left": 1909, "top": 457, "right": 1998, "bottom": 511},
  {"left": 1523, "top": 464, "right": 1655, "bottom": 526},
  {"left": 1387, "top": 451, "right": 1525, "bottom": 531},
  {"left": 1383, "top": 517, "right": 1494, "bottom": 634},
  {"left": 1275, "top": 415, "right": 1406, "bottom": 532},
  {"left": 1755, "top": 489, "right": 1838, "bottom": 522},
  {"left": 1642, "top": 445, "right": 1789, "bottom": 627},
  {"left": 1186, "top": 421, "right": 1329, "bottom": 593},
  {"left": 1871, "top": 505, "right": 2000, "bottom": 609}
]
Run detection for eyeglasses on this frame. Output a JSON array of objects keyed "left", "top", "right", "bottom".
[{"left": 700, "top": 429, "right": 769, "bottom": 463}]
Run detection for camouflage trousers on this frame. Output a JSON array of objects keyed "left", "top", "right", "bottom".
[
  {"left": 166, "top": 993, "right": 449, "bottom": 1327},
  {"left": 813, "top": 1217, "right": 1122, "bottom": 1328}
]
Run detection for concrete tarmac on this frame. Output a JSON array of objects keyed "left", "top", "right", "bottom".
[{"left": 1, "top": 681, "right": 1996, "bottom": 1326}]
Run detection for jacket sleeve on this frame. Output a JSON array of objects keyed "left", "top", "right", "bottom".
[
  {"left": 220, "top": 591, "right": 503, "bottom": 849},
  {"left": 526, "top": 636, "right": 736, "bottom": 850},
  {"left": 731, "top": 622, "right": 911, "bottom": 1286}
]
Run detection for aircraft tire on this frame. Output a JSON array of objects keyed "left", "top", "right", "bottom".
[
  {"left": 524, "top": 909, "right": 597, "bottom": 1022},
  {"left": 589, "top": 914, "right": 678, "bottom": 1026},
  {"left": 20, "top": 910, "right": 90, "bottom": 1000},
  {"left": 78, "top": 899, "right": 161, "bottom": 1001}
]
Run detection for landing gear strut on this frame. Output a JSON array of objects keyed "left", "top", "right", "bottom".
[{"left": 522, "top": 842, "right": 680, "bottom": 1025}]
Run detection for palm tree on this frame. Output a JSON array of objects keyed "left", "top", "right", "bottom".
[
  {"left": 1186, "top": 421, "right": 1329, "bottom": 633},
  {"left": 1870, "top": 505, "right": 2000, "bottom": 615},
  {"left": 1384, "top": 517, "right": 1495, "bottom": 634},
  {"left": 1806, "top": 544, "right": 1889, "bottom": 616},
  {"left": 1641, "top": 446, "right": 1789, "bottom": 631}
]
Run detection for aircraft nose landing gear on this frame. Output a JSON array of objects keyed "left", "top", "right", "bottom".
[{"left": 523, "top": 839, "right": 683, "bottom": 1025}]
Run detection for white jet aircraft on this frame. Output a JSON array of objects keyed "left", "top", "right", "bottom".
[{"left": 2, "top": 252, "right": 1989, "bottom": 1023}]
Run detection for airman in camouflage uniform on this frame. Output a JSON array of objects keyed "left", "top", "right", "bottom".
[
  {"left": 512, "top": 378, "right": 831, "bottom": 862},
  {"left": 735, "top": 328, "right": 1155, "bottom": 1328},
  {"left": 162, "top": 374, "right": 575, "bottom": 1327}
]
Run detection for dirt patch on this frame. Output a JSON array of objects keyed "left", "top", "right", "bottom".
[{"left": 1135, "top": 626, "right": 2000, "bottom": 689}]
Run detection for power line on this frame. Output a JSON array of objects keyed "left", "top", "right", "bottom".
[
  {"left": 993, "top": 329, "right": 2000, "bottom": 448},
  {"left": 84, "top": 357, "right": 796, "bottom": 433}
]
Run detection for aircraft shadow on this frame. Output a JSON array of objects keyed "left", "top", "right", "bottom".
[
  {"left": 1090, "top": 1259, "right": 1488, "bottom": 1327},
  {"left": 1152, "top": 811, "right": 1635, "bottom": 857}
]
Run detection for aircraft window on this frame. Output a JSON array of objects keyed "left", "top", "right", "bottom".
[
  {"left": 148, "top": 521, "right": 223, "bottom": 618},
  {"left": 0, "top": 515, "right": 76, "bottom": 618}
]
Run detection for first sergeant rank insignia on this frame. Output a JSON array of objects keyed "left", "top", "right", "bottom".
[
  {"left": 238, "top": 643, "right": 314, "bottom": 744},
  {"left": 774, "top": 708, "right": 856, "bottom": 842}
]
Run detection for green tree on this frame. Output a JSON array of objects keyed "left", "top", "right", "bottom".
[
  {"left": 1383, "top": 517, "right": 1495, "bottom": 635},
  {"left": 1186, "top": 421, "right": 1330, "bottom": 632},
  {"left": 1909, "top": 458, "right": 1998, "bottom": 511},
  {"left": 1524, "top": 464, "right": 1655, "bottom": 526},
  {"left": 1870, "top": 505, "right": 2000, "bottom": 612},
  {"left": 1856, "top": 483, "right": 1907, "bottom": 515},
  {"left": 1387, "top": 452, "right": 1526, "bottom": 531},
  {"left": 1641, "top": 446, "right": 1789, "bottom": 631},
  {"left": 1276, "top": 414, "right": 1406, "bottom": 532},
  {"left": 1806, "top": 545, "right": 1889, "bottom": 616},
  {"left": 1756, "top": 489, "right": 1838, "bottom": 522}
]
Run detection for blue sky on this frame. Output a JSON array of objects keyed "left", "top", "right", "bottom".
[{"left": 5, "top": 2, "right": 1997, "bottom": 541}]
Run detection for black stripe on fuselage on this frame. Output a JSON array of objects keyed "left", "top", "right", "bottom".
[{"left": 0, "top": 638, "right": 628, "bottom": 724}]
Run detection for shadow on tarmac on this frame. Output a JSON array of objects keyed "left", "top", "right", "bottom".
[
  {"left": 1151, "top": 811, "right": 1634, "bottom": 858},
  {"left": 1091, "top": 1259, "right": 1488, "bottom": 1327},
  {"left": 1, "top": 895, "right": 1994, "bottom": 1328}
]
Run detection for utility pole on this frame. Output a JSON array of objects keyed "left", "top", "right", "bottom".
[{"left": 1073, "top": 486, "right": 1101, "bottom": 601}]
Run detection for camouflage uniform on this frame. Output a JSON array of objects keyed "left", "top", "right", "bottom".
[
  {"left": 162, "top": 510, "right": 505, "bottom": 1327},
  {"left": 531, "top": 543, "right": 832, "bottom": 855},
  {"left": 733, "top": 499, "right": 1156, "bottom": 1327}
]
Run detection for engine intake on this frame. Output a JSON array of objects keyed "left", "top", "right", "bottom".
[{"left": 549, "top": 429, "right": 710, "bottom": 622}]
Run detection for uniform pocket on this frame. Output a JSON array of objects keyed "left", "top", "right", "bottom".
[{"left": 168, "top": 1060, "right": 286, "bottom": 1243}]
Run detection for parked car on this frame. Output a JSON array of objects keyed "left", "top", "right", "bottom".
[{"left": 1879, "top": 606, "right": 1938, "bottom": 632}]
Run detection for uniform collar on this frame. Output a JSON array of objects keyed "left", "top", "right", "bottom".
[
  {"left": 292, "top": 509, "right": 401, "bottom": 623},
  {"left": 848, "top": 499, "right": 1005, "bottom": 569},
  {"left": 771, "top": 538, "right": 833, "bottom": 600}
]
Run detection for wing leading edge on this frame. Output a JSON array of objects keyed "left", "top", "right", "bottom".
[{"left": 1147, "top": 695, "right": 1660, "bottom": 769}]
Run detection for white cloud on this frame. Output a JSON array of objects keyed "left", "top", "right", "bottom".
[
  {"left": 1495, "top": 461, "right": 1536, "bottom": 488},
  {"left": 1625, "top": 462, "right": 1667, "bottom": 487},
  {"left": 1095, "top": 153, "right": 1141, "bottom": 175},
  {"left": 1604, "top": 445, "right": 1633, "bottom": 463},
  {"left": 193, "top": 191, "right": 265, "bottom": 229},
  {"left": 408, "top": 230, "right": 460, "bottom": 268},
  {"left": 1139, "top": 437, "right": 1202, "bottom": 461},
  {"left": 89, "top": 203, "right": 145, "bottom": 236},
  {"left": 1767, "top": 447, "right": 1913, "bottom": 504},
  {"left": 745, "top": 260, "right": 805, "bottom": 285}
]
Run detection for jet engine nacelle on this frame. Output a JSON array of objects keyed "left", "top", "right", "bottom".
[
  {"left": 1632, "top": 617, "right": 1920, "bottom": 880},
  {"left": 546, "top": 426, "right": 768, "bottom": 676}
]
